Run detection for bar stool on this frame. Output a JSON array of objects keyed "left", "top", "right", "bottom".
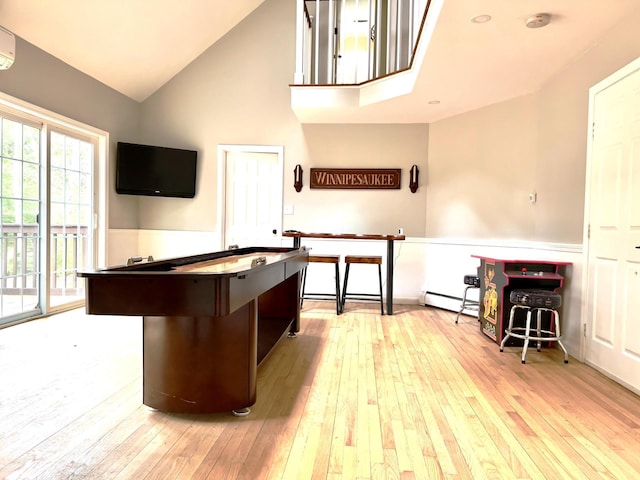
[
  {"left": 500, "top": 289, "right": 569, "bottom": 364},
  {"left": 455, "top": 274, "right": 480, "bottom": 323},
  {"left": 341, "top": 255, "right": 384, "bottom": 315},
  {"left": 300, "top": 254, "right": 341, "bottom": 315}
]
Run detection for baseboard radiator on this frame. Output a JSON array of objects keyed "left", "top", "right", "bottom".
[{"left": 424, "top": 291, "right": 480, "bottom": 319}]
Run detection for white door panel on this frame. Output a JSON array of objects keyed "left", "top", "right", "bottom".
[
  {"left": 591, "top": 259, "right": 616, "bottom": 346},
  {"left": 222, "top": 147, "right": 283, "bottom": 249},
  {"left": 623, "top": 263, "right": 640, "bottom": 356},
  {"left": 585, "top": 59, "right": 640, "bottom": 391}
]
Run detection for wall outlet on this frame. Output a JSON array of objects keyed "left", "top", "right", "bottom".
[
  {"left": 398, "top": 227, "right": 404, "bottom": 235},
  {"left": 529, "top": 192, "right": 537, "bottom": 203}
]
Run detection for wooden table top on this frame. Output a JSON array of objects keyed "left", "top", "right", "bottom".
[{"left": 282, "top": 231, "right": 405, "bottom": 241}]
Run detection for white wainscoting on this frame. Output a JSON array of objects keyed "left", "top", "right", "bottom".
[
  {"left": 107, "top": 229, "right": 220, "bottom": 266},
  {"left": 285, "top": 236, "right": 427, "bottom": 307},
  {"left": 105, "top": 229, "right": 139, "bottom": 266},
  {"left": 106, "top": 230, "right": 584, "bottom": 357},
  {"left": 421, "top": 238, "right": 583, "bottom": 358}
]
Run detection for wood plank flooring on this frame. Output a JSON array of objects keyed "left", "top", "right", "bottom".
[{"left": 1, "top": 303, "right": 640, "bottom": 479}]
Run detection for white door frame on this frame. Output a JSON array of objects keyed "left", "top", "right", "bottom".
[
  {"left": 0, "top": 92, "right": 107, "bottom": 325},
  {"left": 216, "top": 144, "right": 284, "bottom": 249},
  {"left": 582, "top": 55, "right": 640, "bottom": 389}
]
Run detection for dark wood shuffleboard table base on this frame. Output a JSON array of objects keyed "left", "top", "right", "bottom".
[{"left": 77, "top": 246, "right": 309, "bottom": 415}]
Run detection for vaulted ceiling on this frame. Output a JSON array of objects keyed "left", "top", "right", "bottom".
[
  {"left": 1, "top": 0, "right": 637, "bottom": 123},
  {"left": 0, "top": 0, "right": 266, "bottom": 102}
]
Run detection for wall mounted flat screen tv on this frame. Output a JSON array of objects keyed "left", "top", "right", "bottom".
[{"left": 116, "top": 142, "right": 197, "bottom": 198}]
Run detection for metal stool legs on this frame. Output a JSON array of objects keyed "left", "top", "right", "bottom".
[
  {"left": 300, "top": 255, "right": 342, "bottom": 315},
  {"left": 341, "top": 256, "right": 384, "bottom": 315},
  {"left": 455, "top": 275, "right": 480, "bottom": 323},
  {"left": 500, "top": 289, "right": 568, "bottom": 364}
]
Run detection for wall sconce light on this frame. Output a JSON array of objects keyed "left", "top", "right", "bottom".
[
  {"left": 294, "top": 164, "right": 303, "bottom": 192},
  {"left": 409, "top": 164, "right": 419, "bottom": 193}
]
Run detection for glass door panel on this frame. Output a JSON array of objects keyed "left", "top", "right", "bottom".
[
  {"left": 0, "top": 116, "right": 42, "bottom": 324},
  {"left": 49, "top": 131, "right": 94, "bottom": 308}
]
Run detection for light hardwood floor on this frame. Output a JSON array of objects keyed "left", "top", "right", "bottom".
[{"left": 1, "top": 302, "right": 639, "bottom": 479}]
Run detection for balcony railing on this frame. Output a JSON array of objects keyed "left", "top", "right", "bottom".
[
  {"left": 295, "top": 0, "right": 430, "bottom": 85},
  {"left": 0, "top": 224, "right": 89, "bottom": 295}
]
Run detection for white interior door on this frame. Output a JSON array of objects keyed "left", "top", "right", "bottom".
[
  {"left": 221, "top": 147, "right": 283, "bottom": 249},
  {"left": 584, "top": 58, "right": 640, "bottom": 392}
]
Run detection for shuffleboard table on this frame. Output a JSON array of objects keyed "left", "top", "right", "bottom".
[{"left": 78, "top": 246, "right": 309, "bottom": 415}]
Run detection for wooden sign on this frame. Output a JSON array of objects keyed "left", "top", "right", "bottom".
[{"left": 310, "top": 168, "right": 401, "bottom": 190}]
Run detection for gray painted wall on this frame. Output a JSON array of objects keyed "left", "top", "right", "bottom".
[
  {"left": 139, "top": 0, "right": 640, "bottom": 244},
  {"left": 428, "top": 5, "right": 640, "bottom": 244},
  {"left": 2, "top": 0, "right": 640, "bottom": 246},
  {"left": 0, "top": 37, "right": 142, "bottom": 230},
  {"left": 139, "top": 0, "right": 429, "bottom": 237}
]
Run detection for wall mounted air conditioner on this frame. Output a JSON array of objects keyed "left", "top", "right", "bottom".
[{"left": 0, "top": 26, "right": 15, "bottom": 70}]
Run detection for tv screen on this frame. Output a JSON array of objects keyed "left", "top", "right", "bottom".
[{"left": 115, "top": 142, "right": 197, "bottom": 198}]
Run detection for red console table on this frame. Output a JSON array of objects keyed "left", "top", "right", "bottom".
[{"left": 472, "top": 255, "right": 571, "bottom": 345}]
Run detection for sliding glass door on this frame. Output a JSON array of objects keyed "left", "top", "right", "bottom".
[
  {"left": 0, "top": 114, "right": 41, "bottom": 322},
  {"left": 0, "top": 110, "right": 97, "bottom": 326}
]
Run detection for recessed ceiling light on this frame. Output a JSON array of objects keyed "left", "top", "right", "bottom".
[{"left": 471, "top": 15, "right": 492, "bottom": 24}]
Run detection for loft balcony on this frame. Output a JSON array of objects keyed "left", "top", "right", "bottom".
[{"left": 291, "top": 0, "right": 443, "bottom": 123}]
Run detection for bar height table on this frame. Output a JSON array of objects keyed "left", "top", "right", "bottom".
[{"left": 283, "top": 232, "right": 405, "bottom": 315}]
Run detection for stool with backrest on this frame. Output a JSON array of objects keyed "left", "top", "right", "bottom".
[
  {"left": 455, "top": 274, "right": 480, "bottom": 323},
  {"left": 500, "top": 289, "right": 568, "bottom": 364},
  {"left": 341, "top": 255, "right": 384, "bottom": 315},
  {"left": 300, "top": 254, "right": 342, "bottom": 315}
]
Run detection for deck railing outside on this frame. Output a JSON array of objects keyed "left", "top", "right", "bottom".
[
  {"left": 0, "top": 224, "right": 89, "bottom": 295},
  {"left": 296, "top": 0, "right": 429, "bottom": 85}
]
